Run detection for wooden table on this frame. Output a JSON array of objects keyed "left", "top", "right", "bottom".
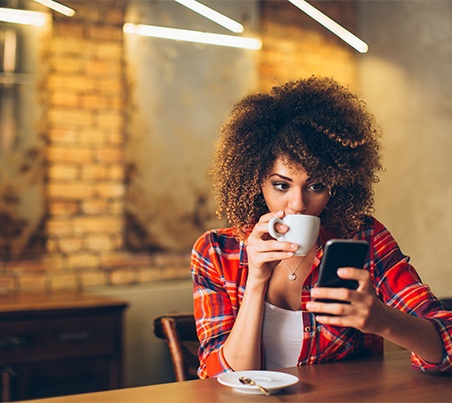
[
  {"left": 0, "top": 292, "right": 128, "bottom": 401},
  {"left": 23, "top": 350, "right": 451, "bottom": 403}
]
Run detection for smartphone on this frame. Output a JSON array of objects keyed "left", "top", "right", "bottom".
[{"left": 317, "top": 239, "right": 369, "bottom": 297}]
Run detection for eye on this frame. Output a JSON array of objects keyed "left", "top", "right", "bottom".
[
  {"left": 271, "top": 181, "right": 290, "bottom": 192},
  {"left": 307, "top": 182, "right": 327, "bottom": 193}
]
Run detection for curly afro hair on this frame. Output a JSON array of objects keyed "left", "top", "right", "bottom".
[{"left": 210, "top": 76, "right": 383, "bottom": 239}]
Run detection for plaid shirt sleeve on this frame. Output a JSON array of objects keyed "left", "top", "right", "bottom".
[
  {"left": 371, "top": 219, "right": 452, "bottom": 373},
  {"left": 191, "top": 228, "right": 246, "bottom": 379}
]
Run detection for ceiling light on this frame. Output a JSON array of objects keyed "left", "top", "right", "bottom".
[
  {"left": 123, "top": 23, "right": 261, "bottom": 50},
  {"left": 33, "top": 0, "right": 75, "bottom": 17},
  {"left": 288, "top": 0, "right": 368, "bottom": 53},
  {"left": 174, "top": 0, "right": 244, "bottom": 33},
  {"left": 0, "top": 7, "right": 47, "bottom": 26}
]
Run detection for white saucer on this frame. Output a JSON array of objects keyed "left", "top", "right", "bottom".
[{"left": 217, "top": 370, "right": 299, "bottom": 394}]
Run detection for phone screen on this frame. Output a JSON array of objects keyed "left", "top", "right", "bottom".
[{"left": 317, "top": 239, "right": 369, "bottom": 291}]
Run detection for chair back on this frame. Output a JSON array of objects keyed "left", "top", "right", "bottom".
[
  {"left": 440, "top": 298, "right": 452, "bottom": 310},
  {"left": 153, "top": 313, "right": 200, "bottom": 382}
]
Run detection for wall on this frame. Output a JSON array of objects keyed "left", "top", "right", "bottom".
[
  {"left": 0, "top": 0, "right": 359, "bottom": 295},
  {"left": 358, "top": 1, "right": 452, "bottom": 298},
  {"left": 0, "top": 0, "right": 361, "bottom": 388},
  {"left": 124, "top": 0, "right": 259, "bottom": 253},
  {"left": 93, "top": 279, "right": 194, "bottom": 387},
  {"left": 260, "top": 0, "right": 358, "bottom": 91}
]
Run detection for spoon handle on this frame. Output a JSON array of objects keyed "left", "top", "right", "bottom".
[{"left": 245, "top": 378, "right": 270, "bottom": 396}]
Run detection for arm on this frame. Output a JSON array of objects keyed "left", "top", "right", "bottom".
[
  {"left": 308, "top": 269, "right": 446, "bottom": 365},
  {"left": 306, "top": 221, "right": 452, "bottom": 372},
  {"left": 192, "top": 213, "right": 298, "bottom": 377}
]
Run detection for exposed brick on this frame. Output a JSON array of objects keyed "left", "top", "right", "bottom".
[
  {"left": 19, "top": 274, "right": 49, "bottom": 293},
  {"left": 96, "top": 111, "right": 124, "bottom": 129},
  {"left": 48, "top": 108, "right": 96, "bottom": 126},
  {"left": 47, "top": 219, "right": 75, "bottom": 237},
  {"left": 47, "top": 127, "right": 79, "bottom": 144},
  {"left": 50, "top": 271, "right": 80, "bottom": 291},
  {"left": 108, "top": 132, "right": 125, "bottom": 145},
  {"left": 96, "top": 183, "right": 125, "bottom": 198},
  {"left": 47, "top": 146, "right": 93, "bottom": 164},
  {"left": 0, "top": 276, "right": 19, "bottom": 294},
  {"left": 66, "top": 252, "right": 101, "bottom": 270},
  {"left": 81, "top": 164, "right": 108, "bottom": 181},
  {"left": 8, "top": 0, "right": 358, "bottom": 295},
  {"left": 78, "top": 129, "right": 107, "bottom": 145},
  {"left": 96, "top": 43, "right": 122, "bottom": 60},
  {"left": 88, "top": 26, "right": 123, "bottom": 42},
  {"left": 84, "top": 234, "right": 116, "bottom": 252},
  {"left": 81, "top": 269, "right": 109, "bottom": 288},
  {"left": 81, "top": 94, "right": 110, "bottom": 110},
  {"left": 58, "top": 238, "right": 84, "bottom": 253},
  {"left": 82, "top": 199, "right": 110, "bottom": 215},
  {"left": 49, "top": 91, "right": 80, "bottom": 108},
  {"left": 48, "top": 164, "right": 79, "bottom": 180},
  {"left": 48, "top": 74, "right": 96, "bottom": 93},
  {"left": 95, "top": 147, "right": 124, "bottom": 163},
  {"left": 110, "top": 268, "right": 139, "bottom": 285},
  {"left": 107, "top": 166, "right": 124, "bottom": 181},
  {"left": 74, "top": 216, "right": 123, "bottom": 235},
  {"left": 101, "top": 252, "right": 153, "bottom": 269},
  {"left": 48, "top": 201, "right": 81, "bottom": 216},
  {"left": 47, "top": 182, "right": 96, "bottom": 199}
]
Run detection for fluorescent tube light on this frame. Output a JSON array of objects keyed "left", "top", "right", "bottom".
[
  {"left": 123, "top": 23, "right": 261, "bottom": 50},
  {"left": 0, "top": 8, "right": 47, "bottom": 26},
  {"left": 33, "top": 0, "right": 75, "bottom": 17},
  {"left": 288, "top": 0, "right": 368, "bottom": 53},
  {"left": 174, "top": 0, "right": 244, "bottom": 33}
]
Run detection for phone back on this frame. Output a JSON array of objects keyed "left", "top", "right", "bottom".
[{"left": 317, "top": 239, "right": 369, "bottom": 289}]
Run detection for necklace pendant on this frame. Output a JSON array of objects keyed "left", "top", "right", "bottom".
[{"left": 288, "top": 273, "right": 297, "bottom": 281}]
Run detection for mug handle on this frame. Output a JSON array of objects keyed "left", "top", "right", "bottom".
[{"left": 268, "top": 216, "right": 284, "bottom": 240}]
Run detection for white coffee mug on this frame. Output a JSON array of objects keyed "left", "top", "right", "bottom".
[{"left": 268, "top": 214, "right": 320, "bottom": 256}]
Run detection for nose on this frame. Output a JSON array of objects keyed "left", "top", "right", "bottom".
[{"left": 287, "top": 189, "right": 308, "bottom": 214}]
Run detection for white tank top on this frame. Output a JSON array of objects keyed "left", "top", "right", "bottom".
[{"left": 262, "top": 301, "right": 303, "bottom": 370}]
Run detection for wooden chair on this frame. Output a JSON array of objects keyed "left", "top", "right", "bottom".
[
  {"left": 153, "top": 313, "right": 200, "bottom": 382},
  {"left": 440, "top": 298, "right": 452, "bottom": 310}
]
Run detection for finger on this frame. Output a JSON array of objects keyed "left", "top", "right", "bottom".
[
  {"left": 314, "top": 313, "right": 351, "bottom": 327},
  {"left": 337, "top": 268, "right": 372, "bottom": 292},
  {"left": 337, "top": 267, "right": 368, "bottom": 280},
  {"left": 311, "top": 286, "right": 354, "bottom": 303},
  {"left": 257, "top": 210, "right": 284, "bottom": 224},
  {"left": 306, "top": 300, "right": 351, "bottom": 317}
]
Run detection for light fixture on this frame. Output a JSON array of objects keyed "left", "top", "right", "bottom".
[
  {"left": 123, "top": 23, "right": 261, "bottom": 50},
  {"left": 287, "top": 0, "right": 368, "bottom": 53},
  {"left": 0, "top": 7, "right": 47, "bottom": 26},
  {"left": 33, "top": 0, "right": 75, "bottom": 17},
  {"left": 174, "top": 0, "right": 244, "bottom": 33}
]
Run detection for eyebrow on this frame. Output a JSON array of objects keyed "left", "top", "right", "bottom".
[{"left": 269, "top": 173, "right": 293, "bottom": 182}]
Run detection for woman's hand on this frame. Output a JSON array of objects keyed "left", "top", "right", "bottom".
[
  {"left": 306, "top": 268, "right": 388, "bottom": 335},
  {"left": 306, "top": 268, "right": 446, "bottom": 364},
  {"left": 245, "top": 211, "right": 299, "bottom": 284}
]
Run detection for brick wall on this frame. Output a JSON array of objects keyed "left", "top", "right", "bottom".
[
  {"left": 0, "top": 0, "right": 358, "bottom": 294},
  {"left": 260, "top": 0, "right": 358, "bottom": 91}
]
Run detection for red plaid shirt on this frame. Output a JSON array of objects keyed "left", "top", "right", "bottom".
[{"left": 191, "top": 216, "right": 452, "bottom": 378}]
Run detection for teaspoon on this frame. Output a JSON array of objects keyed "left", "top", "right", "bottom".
[{"left": 238, "top": 376, "right": 271, "bottom": 396}]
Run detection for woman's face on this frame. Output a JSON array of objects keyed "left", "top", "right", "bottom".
[{"left": 261, "top": 157, "right": 330, "bottom": 217}]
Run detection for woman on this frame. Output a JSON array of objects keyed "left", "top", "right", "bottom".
[{"left": 191, "top": 76, "right": 452, "bottom": 378}]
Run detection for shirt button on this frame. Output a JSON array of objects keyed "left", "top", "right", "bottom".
[
  {"left": 303, "top": 285, "right": 310, "bottom": 291},
  {"left": 304, "top": 326, "right": 311, "bottom": 332}
]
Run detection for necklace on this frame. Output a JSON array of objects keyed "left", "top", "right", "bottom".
[{"left": 282, "top": 256, "right": 306, "bottom": 281}]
